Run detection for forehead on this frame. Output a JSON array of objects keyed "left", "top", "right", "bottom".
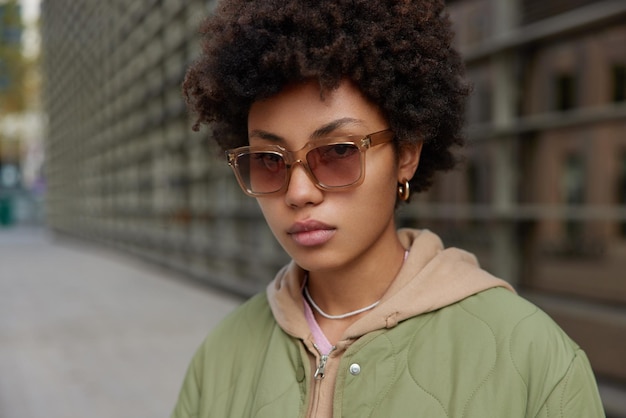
[{"left": 247, "top": 79, "right": 388, "bottom": 144}]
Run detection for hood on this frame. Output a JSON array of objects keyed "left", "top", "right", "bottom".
[{"left": 267, "top": 228, "right": 515, "bottom": 342}]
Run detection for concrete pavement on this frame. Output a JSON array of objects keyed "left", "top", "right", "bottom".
[{"left": 0, "top": 227, "right": 242, "bottom": 418}]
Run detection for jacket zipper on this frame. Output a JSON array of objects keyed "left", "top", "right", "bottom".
[
  {"left": 309, "top": 344, "right": 336, "bottom": 417},
  {"left": 313, "top": 343, "right": 336, "bottom": 379}
]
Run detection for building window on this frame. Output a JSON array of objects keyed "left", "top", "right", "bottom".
[
  {"left": 466, "top": 159, "right": 489, "bottom": 204},
  {"left": 467, "top": 162, "right": 479, "bottom": 204},
  {"left": 555, "top": 73, "right": 576, "bottom": 111},
  {"left": 563, "top": 154, "right": 584, "bottom": 241},
  {"left": 467, "top": 76, "right": 492, "bottom": 124},
  {"left": 619, "top": 153, "right": 626, "bottom": 237},
  {"left": 612, "top": 65, "right": 626, "bottom": 103},
  {"left": 564, "top": 154, "right": 584, "bottom": 205}
]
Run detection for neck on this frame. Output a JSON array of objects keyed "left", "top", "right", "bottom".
[{"left": 306, "top": 238, "right": 407, "bottom": 318}]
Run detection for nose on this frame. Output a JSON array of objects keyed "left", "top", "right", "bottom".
[{"left": 284, "top": 162, "right": 324, "bottom": 208}]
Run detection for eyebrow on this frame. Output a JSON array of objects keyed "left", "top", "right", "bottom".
[
  {"left": 310, "top": 118, "right": 366, "bottom": 139},
  {"left": 248, "top": 117, "right": 366, "bottom": 144}
]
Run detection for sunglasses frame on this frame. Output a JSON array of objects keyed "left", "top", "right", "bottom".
[{"left": 226, "top": 129, "right": 394, "bottom": 197}]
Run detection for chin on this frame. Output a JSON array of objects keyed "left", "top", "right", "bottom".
[{"left": 291, "top": 252, "right": 346, "bottom": 274}]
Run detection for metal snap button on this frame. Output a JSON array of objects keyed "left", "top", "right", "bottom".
[{"left": 349, "top": 363, "right": 361, "bottom": 375}]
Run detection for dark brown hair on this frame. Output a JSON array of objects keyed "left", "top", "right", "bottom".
[{"left": 183, "top": 0, "right": 470, "bottom": 193}]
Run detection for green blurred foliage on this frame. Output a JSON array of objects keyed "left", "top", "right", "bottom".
[{"left": 0, "top": 0, "right": 26, "bottom": 114}]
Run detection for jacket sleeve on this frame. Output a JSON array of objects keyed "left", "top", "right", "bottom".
[
  {"left": 169, "top": 293, "right": 275, "bottom": 418},
  {"left": 171, "top": 345, "right": 205, "bottom": 418},
  {"left": 534, "top": 349, "right": 605, "bottom": 418}
]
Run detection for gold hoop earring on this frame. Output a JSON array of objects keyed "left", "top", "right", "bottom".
[{"left": 397, "top": 178, "right": 410, "bottom": 201}]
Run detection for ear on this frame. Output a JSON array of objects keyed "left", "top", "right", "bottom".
[{"left": 397, "top": 141, "right": 423, "bottom": 182}]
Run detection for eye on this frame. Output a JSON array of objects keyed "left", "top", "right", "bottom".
[
  {"left": 251, "top": 153, "right": 284, "bottom": 172},
  {"left": 319, "top": 144, "right": 359, "bottom": 160}
]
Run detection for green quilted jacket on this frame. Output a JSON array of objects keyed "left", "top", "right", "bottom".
[{"left": 172, "top": 230, "right": 604, "bottom": 417}]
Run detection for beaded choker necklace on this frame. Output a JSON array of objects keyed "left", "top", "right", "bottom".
[{"left": 304, "top": 285, "right": 379, "bottom": 320}]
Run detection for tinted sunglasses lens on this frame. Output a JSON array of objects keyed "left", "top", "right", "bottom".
[
  {"left": 306, "top": 143, "right": 361, "bottom": 187},
  {"left": 237, "top": 152, "right": 286, "bottom": 194}
]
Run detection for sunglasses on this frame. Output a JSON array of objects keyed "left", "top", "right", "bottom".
[{"left": 226, "top": 129, "right": 394, "bottom": 197}]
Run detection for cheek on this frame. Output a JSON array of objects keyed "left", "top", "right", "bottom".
[
  {"left": 342, "top": 165, "right": 398, "bottom": 225},
  {"left": 364, "top": 176, "right": 398, "bottom": 213},
  {"left": 257, "top": 199, "right": 280, "bottom": 228},
  {"left": 364, "top": 152, "right": 400, "bottom": 200},
  {"left": 256, "top": 199, "right": 291, "bottom": 244}
]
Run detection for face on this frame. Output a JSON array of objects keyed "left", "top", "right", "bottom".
[{"left": 246, "top": 79, "right": 421, "bottom": 274}]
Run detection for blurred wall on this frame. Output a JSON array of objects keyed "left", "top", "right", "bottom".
[{"left": 40, "top": 0, "right": 289, "bottom": 296}]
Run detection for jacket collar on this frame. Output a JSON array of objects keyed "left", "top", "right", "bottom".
[{"left": 266, "top": 229, "right": 515, "bottom": 343}]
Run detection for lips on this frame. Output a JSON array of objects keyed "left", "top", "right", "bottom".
[{"left": 287, "top": 220, "right": 336, "bottom": 247}]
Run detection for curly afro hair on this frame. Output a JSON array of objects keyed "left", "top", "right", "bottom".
[{"left": 183, "top": 0, "right": 470, "bottom": 193}]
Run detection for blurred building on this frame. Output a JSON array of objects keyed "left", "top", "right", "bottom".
[
  {"left": 444, "top": 0, "right": 626, "bottom": 412},
  {"left": 40, "top": 0, "right": 626, "bottom": 413}
]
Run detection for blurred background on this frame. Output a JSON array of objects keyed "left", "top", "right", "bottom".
[{"left": 1, "top": 0, "right": 625, "bottom": 416}]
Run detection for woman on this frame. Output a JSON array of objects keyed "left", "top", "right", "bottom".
[{"left": 172, "top": 0, "right": 605, "bottom": 417}]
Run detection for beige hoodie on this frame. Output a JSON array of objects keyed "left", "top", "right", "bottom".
[{"left": 266, "top": 229, "right": 515, "bottom": 418}]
